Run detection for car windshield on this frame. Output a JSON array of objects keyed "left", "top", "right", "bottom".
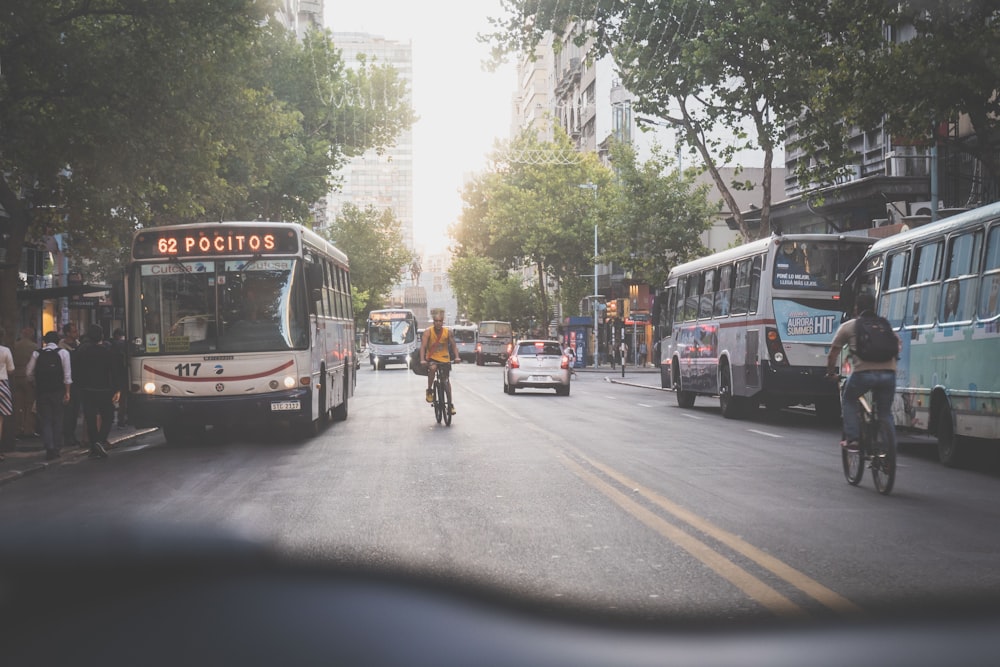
[{"left": 4, "top": 2, "right": 1000, "bottom": 660}]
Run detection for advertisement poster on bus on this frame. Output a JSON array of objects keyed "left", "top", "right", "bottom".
[{"left": 771, "top": 299, "right": 841, "bottom": 341}]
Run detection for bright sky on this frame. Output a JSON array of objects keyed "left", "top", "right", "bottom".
[{"left": 324, "top": 1, "right": 516, "bottom": 255}]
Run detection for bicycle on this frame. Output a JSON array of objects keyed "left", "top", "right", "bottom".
[
  {"left": 429, "top": 362, "right": 454, "bottom": 426},
  {"left": 839, "top": 376, "right": 896, "bottom": 495}
]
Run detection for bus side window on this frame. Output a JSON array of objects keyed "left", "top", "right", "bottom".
[
  {"left": 905, "top": 241, "right": 942, "bottom": 330},
  {"left": 674, "top": 278, "right": 687, "bottom": 324},
  {"left": 883, "top": 250, "right": 909, "bottom": 327},
  {"left": 699, "top": 268, "right": 716, "bottom": 319},
  {"left": 659, "top": 286, "right": 675, "bottom": 337},
  {"left": 732, "top": 259, "right": 750, "bottom": 315},
  {"left": 940, "top": 229, "right": 982, "bottom": 324},
  {"left": 979, "top": 225, "right": 1000, "bottom": 321},
  {"left": 748, "top": 255, "right": 762, "bottom": 314},
  {"left": 714, "top": 264, "right": 732, "bottom": 317}
]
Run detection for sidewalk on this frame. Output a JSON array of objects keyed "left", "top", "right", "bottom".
[{"left": 0, "top": 424, "right": 157, "bottom": 487}]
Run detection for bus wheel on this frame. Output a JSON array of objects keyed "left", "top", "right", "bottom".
[
  {"left": 318, "top": 367, "right": 329, "bottom": 427},
  {"left": 937, "top": 406, "right": 964, "bottom": 467},
  {"left": 331, "top": 377, "right": 349, "bottom": 422},
  {"left": 718, "top": 364, "right": 743, "bottom": 419},
  {"left": 292, "top": 416, "right": 319, "bottom": 440}
]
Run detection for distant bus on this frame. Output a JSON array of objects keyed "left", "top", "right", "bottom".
[
  {"left": 657, "top": 233, "right": 875, "bottom": 419},
  {"left": 366, "top": 308, "right": 419, "bottom": 370},
  {"left": 125, "top": 221, "right": 355, "bottom": 442},
  {"left": 476, "top": 320, "right": 513, "bottom": 365},
  {"left": 451, "top": 324, "right": 478, "bottom": 362},
  {"left": 841, "top": 201, "right": 1000, "bottom": 465}
]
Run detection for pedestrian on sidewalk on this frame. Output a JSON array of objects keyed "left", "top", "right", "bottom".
[
  {"left": 74, "top": 324, "right": 123, "bottom": 459},
  {"left": 110, "top": 328, "right": 129, "bottom": 427},
  {"left": 58, "top": 322, "right": 83, "bottom": 449},
  {"left": 12, "top": 326, "right": 38, "bottom": 440},
  {"left": 26, "top": 331, "right": 72, "bottom": 461},
  {"left": 0, "top": 326, "right": 15, "bottom": 461}
]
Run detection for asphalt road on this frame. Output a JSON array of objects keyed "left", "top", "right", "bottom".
[{"left": 2, "top": 361, "right": 1000, "bottom": 621}]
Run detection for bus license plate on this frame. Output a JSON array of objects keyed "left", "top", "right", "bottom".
[{"left": 270, "top": 401, "right": 300, "bottom": 411}]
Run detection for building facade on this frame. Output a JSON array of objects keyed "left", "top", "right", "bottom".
[{"left": 324, "top": 32, "right": 414, "bottom": 251}]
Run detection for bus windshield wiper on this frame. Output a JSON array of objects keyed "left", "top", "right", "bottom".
[{"left": 167, "top": 255, "right": 192, "bottom": 273}]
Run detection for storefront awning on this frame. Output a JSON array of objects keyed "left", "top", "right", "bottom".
[{"left": 16, "top": 283, "right": 110, "bottom": 304}]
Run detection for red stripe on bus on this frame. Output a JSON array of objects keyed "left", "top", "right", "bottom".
[
  {"left": 143, "top": 359, "right": 295, "bottom": 382},
  {"left": 718, "top": 318, "right": 777, "bottom": 329}
]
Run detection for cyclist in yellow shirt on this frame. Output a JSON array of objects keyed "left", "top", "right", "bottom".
[{"left": 420, "top": 309, "right": 460, "bottom": 415}]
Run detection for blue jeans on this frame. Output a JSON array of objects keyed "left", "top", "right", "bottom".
[{"left": 842, "top": 370, "right": 896, "bottom": 445}]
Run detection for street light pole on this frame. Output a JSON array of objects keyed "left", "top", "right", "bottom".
[
  {"left": 579, "top": 183, "right": 599, "bottom": 368},
  {"left": 593, "top": 222, "right": 599, "bottom": 368}
]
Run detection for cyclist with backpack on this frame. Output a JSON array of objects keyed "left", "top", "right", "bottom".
[
  {"left": 25, "top": 331, "right": 73, "bottom": 461},
  {"left": 826, "top": 293, "right": 900, "bottom": 453}
]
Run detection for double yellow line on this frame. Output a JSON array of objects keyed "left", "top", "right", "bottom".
[
  {"left": 559, "top": 446, "right": 864, "bottom": 617},
  {"left": 465, "top": 381, "right": 863, "bottom": 618}
]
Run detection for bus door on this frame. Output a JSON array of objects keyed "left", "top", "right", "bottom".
[{"left": 744, "top": 329, "right": 761, "bottom": 391}]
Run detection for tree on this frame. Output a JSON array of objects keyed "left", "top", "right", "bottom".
[
  {"left": 448, "top": 255, "right": 502, "bottom": 324},
  {"left": 799, "top": 1, "right": 1000, "bottom": 198},
  {"left": 0, "top": 2, "right": 414, "bottom": 336},
  {"left": 485, "top": 1, "right": 829, "bottom": 241},
  {"left": 323, "top": 203, "right": 413, "bottom": 321},
  {"left": 603, "top": 141, "right": 716, "bottom": 289},
  {"left": 452, "top": 128, "right": 614, "bottom": 326}
]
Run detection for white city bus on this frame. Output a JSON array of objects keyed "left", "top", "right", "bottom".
[
  {"left": 366, "top": 308, "right": 419, "bottom": 370},
  {"left": 657, "top": 233, "right": 875, "bottom": 419},
  {"left": 451, "top": 324, "right": 478, "bottom": 363},
  {"left": 126, "top": 222, "right": 355, "bottom": 442},
  {"left": 841, "top": 201, "right": 1000, "bottom": 465}
]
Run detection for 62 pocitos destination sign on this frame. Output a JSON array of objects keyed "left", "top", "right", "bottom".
[{"left": 132, "top": 225, "right": 300, "bottom": 259}]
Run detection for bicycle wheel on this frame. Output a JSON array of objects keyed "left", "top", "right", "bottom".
[
  {"left": 437, "top": 379, "right": 451, "bottom": 426},
  {"left": 842, "top": 442, "right": 863, "bottom": 486},
  {"left": 433, "top": 380, "right": 443, "bottom": 424},
  {"left": 870, "top": 420, "right": 896, "bottom": 495}
]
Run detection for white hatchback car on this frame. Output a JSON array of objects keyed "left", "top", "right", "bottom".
[{"left": 503, "top": 339, "right": 571, "bottom": 396}]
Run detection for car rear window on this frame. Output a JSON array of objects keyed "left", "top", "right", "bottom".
[{"left": 517, "top": 342, "right": 562, "bottom": 356}]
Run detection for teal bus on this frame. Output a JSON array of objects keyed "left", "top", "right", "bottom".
[{"left": 841, "top": 201, "right": 1000, "bottom": 465}]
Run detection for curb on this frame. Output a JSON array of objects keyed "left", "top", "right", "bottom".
[{"left": 0, "top": 427, "right": 158, "bottom": 487}]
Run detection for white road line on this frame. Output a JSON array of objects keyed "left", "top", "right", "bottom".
[
  {"left": 680, "top": 413, "right": 704, "bottom": 420},
  {"left": 748, "top": 429, "right": 783, "bottom": 439},
  {"left": 638, "top": 403, "right": 653, "bottom": 408}
]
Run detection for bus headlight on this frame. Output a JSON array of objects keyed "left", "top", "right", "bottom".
[
  {"left": 773, "top": 352, "right": 785, "bottom": 363},
  {"left": 143, "top": 382, "right": 157, "bottom": 394},
  {"left": 283, "top": 376, "right": 297, "bottom": 389}
]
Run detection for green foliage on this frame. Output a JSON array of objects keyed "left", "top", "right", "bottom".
[
  {"left": 323, "top": 203, "right": 413, "bottom": 321},
  {"left": 603, "top": 141, "right": 716, "bottom": 289},
  {"left": 798, "top": 1, "right": 1000, "bottom": 194},
  {"left": 448, "top": 255, "right": 537, "bottom": 330},
  {"left": 484, "top": 0, "right": 804, "bottom": 240},
  {"left": 487, "top": 1, "right": 1000, "bottom": 236},
  {"left": 452, "top": 127, "right": 614, "bottom": 325},
  {"left": 0, "top": 1, "right": 413, "bottom": 332}
]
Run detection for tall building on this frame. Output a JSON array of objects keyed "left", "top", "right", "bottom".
[{"left": 324, "top": 32, "right": 414, "bottom": 250}]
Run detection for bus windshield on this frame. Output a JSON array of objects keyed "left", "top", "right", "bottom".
[
  {"left": 368, "top": 319, "right": 416, "bottom": 345},
  {"left": 772, "top": 240, "right": 870, "bottom": 292},
  {"left": 130, "top": 259, "right": 310, "bottom": 354}
]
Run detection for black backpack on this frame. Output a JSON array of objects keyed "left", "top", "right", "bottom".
[
  {"left": 35, "top": 348, "right": 65, "bottom": 392},
  {"left": 854, "top": 314, "right": 897, "bottom": 362}
]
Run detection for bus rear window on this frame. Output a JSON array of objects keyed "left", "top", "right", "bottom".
[{"left": 773, "top": 241, "right": 870, "bottom": 291}]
